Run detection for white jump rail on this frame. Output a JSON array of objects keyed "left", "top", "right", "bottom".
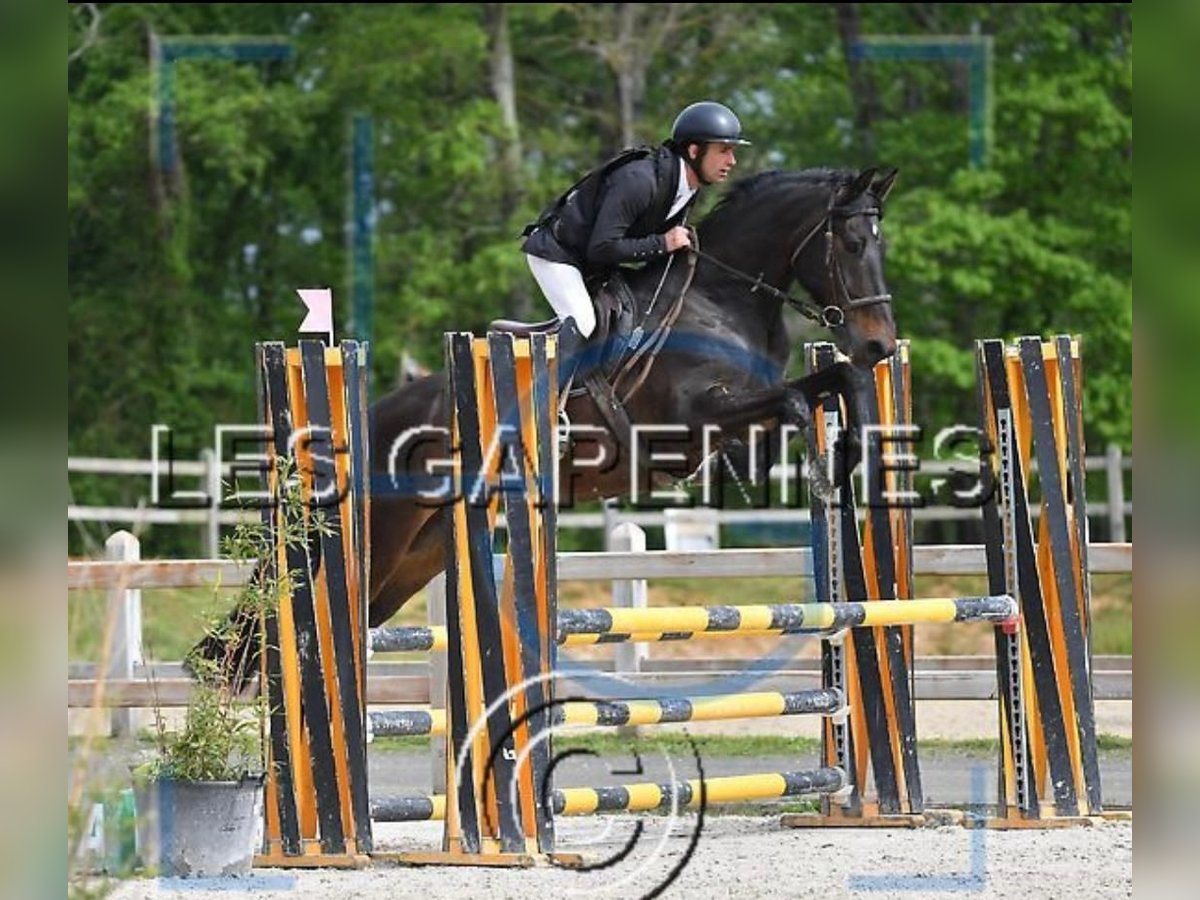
[{"left": 67, "top": 541, "right": 1133, "bottom": 590}]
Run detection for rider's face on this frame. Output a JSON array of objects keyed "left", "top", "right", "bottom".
[{"left": 695, "top": 143, "right": 738, "bottom": 184}]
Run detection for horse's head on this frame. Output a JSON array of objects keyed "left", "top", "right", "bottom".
[
  {"left": 792, "top": 166, "right": 899, "bottom": 368},
  {"left": 687, "top": 165, "right": 901, "bottom": 371}
]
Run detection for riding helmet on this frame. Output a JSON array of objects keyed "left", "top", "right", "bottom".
[{"left": 670, "top": 101, "right": 752, "bottom": 146}]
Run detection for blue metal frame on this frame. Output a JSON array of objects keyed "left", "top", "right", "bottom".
[
  {"left": 848, "top": 35, "right": 994, "bottom": 169},
  {"left": 150, "top": 35, "right": 375, "bottom": 351},
  {"left": 151, "top": 35, "right": 294, "bottom": 174}
]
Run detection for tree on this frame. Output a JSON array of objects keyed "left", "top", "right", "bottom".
[{"left": 68, "top": 4, "right": 1132, "bottom": 556}]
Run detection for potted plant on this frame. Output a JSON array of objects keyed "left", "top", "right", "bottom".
[
  {"left": 130, "top": 674, "right": 267, "bottom": 878},
  {"left": 131, "top": 459, "right": 323, "bottom": 877}
]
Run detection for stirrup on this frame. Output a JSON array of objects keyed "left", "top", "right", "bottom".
[{"left": 557, "top": 403, "right": 572, "bottom": 460}]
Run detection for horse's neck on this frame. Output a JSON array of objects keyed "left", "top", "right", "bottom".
[
  {"left": 704, "top": 180, "right": 834, "bottom": 289},
  {"left": 690, "top": 230, "right": 792, "bottom": 329},
  {"left": 686, "top": 196, "right": 830, "bottom": 366},
  {"left": 626, "top": 255, "right": 694, "bottom": 324}
]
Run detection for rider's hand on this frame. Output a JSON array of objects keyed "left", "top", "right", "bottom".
[{"left": 664, "top": 226, "right": 693, "bottom": 253}]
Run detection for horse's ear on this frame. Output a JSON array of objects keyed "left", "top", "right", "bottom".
[
  {"left": 872, "top": 167, "right": 899, "bottom": 205},
  {"left": 840, "top": 167, "right": 878, "bottom": 203}
]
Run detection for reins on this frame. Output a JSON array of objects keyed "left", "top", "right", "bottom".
[
  {"left": 692, "top": 200, "right": 892, "bottom": 328},
  {"left": 607, "top": 191, "right": 893, "bottom": 405}
]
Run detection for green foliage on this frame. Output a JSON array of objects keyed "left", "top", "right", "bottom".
[
  {"left": 889, "top": 166, "right": 1132, "bottom": 446},
  {"left": 136, "top": 458, "right": 329, "bottom": 782},
  {"left": 68, "top": 4, "right": 1132, "bottom": 557},
  {"left": 136, "top": 673, "right": 264, "bottom": 783}
]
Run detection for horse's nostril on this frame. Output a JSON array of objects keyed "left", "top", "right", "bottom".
[{"left": 866, "top": 338, "right": 896, "bottom": 362}]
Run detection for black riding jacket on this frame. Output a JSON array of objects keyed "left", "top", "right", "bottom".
[{"left": 522, "top": 144, "right": 696, "bottom": 280}]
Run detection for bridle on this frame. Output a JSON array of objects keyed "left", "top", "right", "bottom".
[
  {"left": 610, "top": 189, "right": 893, "bottom": 408},
  {"left": 689, "top": 194, "right": 893, "bottom": 328}
]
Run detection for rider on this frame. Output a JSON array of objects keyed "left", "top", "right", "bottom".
[{"left": 521, "top": 100, "right": 751, "bottom": 391}]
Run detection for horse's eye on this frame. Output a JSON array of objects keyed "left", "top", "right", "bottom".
[{"left": 843, "top": 237, "right": 863, "bottom": 255}]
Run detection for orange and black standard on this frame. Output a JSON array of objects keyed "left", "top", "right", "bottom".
[
  {"left": 977, "top": 336, "right": 1103, "bottom": 824},
  {"left": 797, "top": 335, "right": 1104, "bottom": 828},
  {"left": 255, "top": 340, "right": 373, "bottom": 866},
  {"left": 804, "top": 340, "right": 924, "bottom": 825},
  {"left": 400, "top": 332, "right": 567, "bottom": 866}
]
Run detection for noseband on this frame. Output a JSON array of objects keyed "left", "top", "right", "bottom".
[{"left": 690, "top": 195, "right": 892, "bottom": 328}]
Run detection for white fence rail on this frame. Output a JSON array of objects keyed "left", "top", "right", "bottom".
[
  {"left": 68, "top": 530, "right": 1133, "bottom": 737},
  {"left": 69, "top": 447, "right": 1132, "bottom": 555},
  {"left": 67, "top": 542, "right": 1134, "bottom": 591}
]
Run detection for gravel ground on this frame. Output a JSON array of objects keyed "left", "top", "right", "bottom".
[
  {"left": 76, "top": 700, "right": 1134, "bottom": 898},
  {"left": 105, "top": 815, "right": 1134, "bottom": 900}
]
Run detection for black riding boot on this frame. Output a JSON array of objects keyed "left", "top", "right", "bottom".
[{"left": 556, "top": 316, "right": 602, "bottom": 394}]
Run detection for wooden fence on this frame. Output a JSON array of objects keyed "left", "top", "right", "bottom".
[
  {"left": 68, "top": 529, "right": 1133, "bottom": 738},
  {"left": 68, "top": 447, "right": 1132, "bottom": 556}
]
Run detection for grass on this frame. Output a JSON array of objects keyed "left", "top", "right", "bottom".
[
  {"left": 1088, "top": 573, "right": 1134, "bottom": 654},
  {"left": 68, "top": 586, "right": 245, "bottom": 664},
  {"left": 370, "top": 731, "right": 1132, "bottom": 756},
  {"left": 368, "top": 733, "right": 823, "bottom": 759},
  {"left": 558, "top": 732, "right": 820, "bottom": 758}
]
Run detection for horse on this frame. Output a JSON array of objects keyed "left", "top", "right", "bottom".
[{"left": 191, "top": 164, "right": 899, "bottom": 686}]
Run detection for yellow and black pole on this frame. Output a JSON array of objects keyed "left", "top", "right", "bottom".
[
  {"left": 369, "top": 688, "right": 845, "bottom": 738},
  {"left": 375, "top": 768, "right": 848, "bottom": 822},
  {"left": 372, "top": 596, "right": 1015, "bottom": 651}
]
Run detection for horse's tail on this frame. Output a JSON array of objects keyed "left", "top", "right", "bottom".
[{"left": 183, "top": 575, "right": 266, "bottom": 695}]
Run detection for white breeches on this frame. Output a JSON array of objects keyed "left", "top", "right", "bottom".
[{"left": 525, "top": 254, "right": 597, "bottom": 338}]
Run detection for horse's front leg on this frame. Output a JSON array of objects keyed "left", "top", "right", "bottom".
[
  {"left": 690, "top": 363, "right": 874, "bottom": 470},
  {"left": 681, "top": 383, "right": 807, "bottom": 484},
  {"left": 784, "top": 361, "right": 876, "bottom": 488},
  {"left": 689, "top": 383, "right": 795, "bottom": 437}
]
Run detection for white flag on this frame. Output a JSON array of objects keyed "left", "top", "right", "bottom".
[{"left": 297, "top": 287, "right": 334, "bottom": 345}]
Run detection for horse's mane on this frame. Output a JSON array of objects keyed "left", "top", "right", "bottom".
[
  {"left": 693, "top": 168, "right": 859, "bottom": 253},
  {"left": 703, "top": 167, "right": 858, "bottom": 226}
]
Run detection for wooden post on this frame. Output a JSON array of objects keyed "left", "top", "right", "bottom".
[
  {"left": 1105, "top": 443, "right": 1126, "bottom": 543},
  {"left": 255, "top": 340, "right": 373, "bottom": 867},
  {"left": 400, "top": 331, "right": 568, "bottom": 866},
  {"left": 601, "top": 499, "right": 620, "bottom": 547},
  {"left": 663, "top": 508, "right": 720, "bottom": 551},
  {"left": 427, "top": 572, "right": 447, "bottom": 795},
  {"left": 202, "top": 447, "right": 221, "bottom": 558},
  {"left": 798, "top": 340, "right": 923, "bottom": 825},
  {"left": 976, "top": 335, "right": 1103, "bottom": 823},
  {"left": 609, "top": 522, "right": 647, "bottom": 740},
  {"left": 105, "top": 531, "right": 143, "bottom": 737}
]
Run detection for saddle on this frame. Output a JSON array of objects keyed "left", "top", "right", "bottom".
[
  {"left": 490, "top": 274, "right": 644, "bottom": 455},
  {"left": 490, "top": 250, "right": 696, "bottom": 457},
  {"left": 489, "top": 272, "right": 640, "bottom": 389}
]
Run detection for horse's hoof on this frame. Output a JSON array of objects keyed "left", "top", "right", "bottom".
[
  {"left": 808, "top": 457, "right": 833, "bottom": 502},
  {"left": 782, "top": 391, "right": 811, "bottom": 427}
]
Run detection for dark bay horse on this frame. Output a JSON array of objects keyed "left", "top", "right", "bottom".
[
  {"left": 366, "top": 164, "right": 898, "bottom": 623},
  {"left": 193, "top": 164, "right": 899, "bottom": 683}
]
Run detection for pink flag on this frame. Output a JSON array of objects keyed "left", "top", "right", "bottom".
[{"left": 296, "top": 288, "right": 334, "bottom": 345}]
